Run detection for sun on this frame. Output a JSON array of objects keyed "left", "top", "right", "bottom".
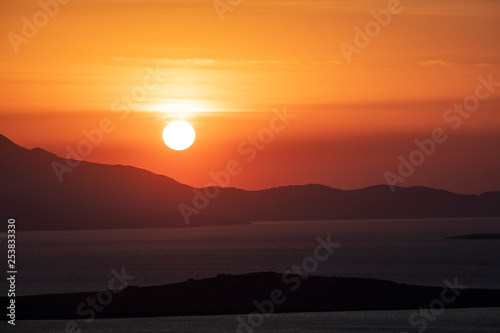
[{"left": 163, "top": 121, "right": 196, "bottom": 151}]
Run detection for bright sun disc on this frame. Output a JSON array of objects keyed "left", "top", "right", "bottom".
[{"left": 163, "top": 121, "right": 195, "bottom": 151}]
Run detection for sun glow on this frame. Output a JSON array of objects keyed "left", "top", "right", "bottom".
[
  {"left": 162, "top": 121, "right": 196, "bottom": 151},
  {"left": 151, "top": 100, "right": 207, "bottom": 117}
]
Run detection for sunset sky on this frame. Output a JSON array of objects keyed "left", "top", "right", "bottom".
[{"left": 1, "top": 0, "right": 499, "bottom": 194}]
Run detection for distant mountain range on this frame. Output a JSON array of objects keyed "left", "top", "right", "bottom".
[{"left": 1, "top": 134, "right": 499, "bottom": 231}]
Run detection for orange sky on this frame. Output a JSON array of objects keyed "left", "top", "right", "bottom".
[{"left": 1, "top": 0, "right": 499, "bottom": 194}]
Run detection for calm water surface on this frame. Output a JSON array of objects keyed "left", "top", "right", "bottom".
[
  {"left": 5, "top": 308, "right": 500, "bottom": 333},
  {"left": 3, "top": 218, "right": 500, "bottom": 296}
]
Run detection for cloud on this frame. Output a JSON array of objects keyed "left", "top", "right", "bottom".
[
  {"left": 417, "top": 60, "right": 456, "bottom": 67},
  {"left": 473, "top": 63, "right": 492, "bottom": 67},
  {"left": 111, "top": 57, "right": 347, "bottom": 68}
]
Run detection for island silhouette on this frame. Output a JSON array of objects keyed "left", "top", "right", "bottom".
[{"left": 4, "top": 272, "right": 500, "bottom": 320}]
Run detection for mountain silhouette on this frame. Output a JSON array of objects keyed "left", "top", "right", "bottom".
[
  {"left": 1, "top": 134, "right": 499, "bottom": 231},
  {"left": 0, "top": 134, "right": 245, "bottom": 230},
  {"left": 202, "top": 184, "right": 500, "bottom": 221}
]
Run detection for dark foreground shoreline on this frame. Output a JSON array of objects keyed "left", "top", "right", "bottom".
[{"left": 4, "top": 272, "right": 500, "bottom": 320}]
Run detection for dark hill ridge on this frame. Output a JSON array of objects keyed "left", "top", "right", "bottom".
[
  {"left": 203, "top": 184, "right": 500, "bottom": 222},
  {"left": 1, "top": 133, "right": 500, "bottom": 231},
  {"left": 0, "top": 134, "right": 246, "bottom": 229},
  {"left": 5, "top": 272, "right": 500, "bottom": 320}
]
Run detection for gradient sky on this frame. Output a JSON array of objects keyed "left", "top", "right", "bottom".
[{"left": 1, "top": 0, "right": 499, "bottom": 194}]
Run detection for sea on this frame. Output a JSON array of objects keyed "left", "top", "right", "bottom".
[{"left": 1, "top": 218, "right": 500, "bottom": 332}]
